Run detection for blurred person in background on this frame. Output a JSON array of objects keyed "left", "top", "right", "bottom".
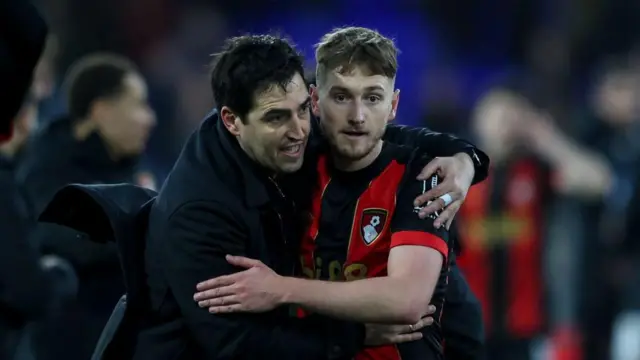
[
  {"left": 614, "top": 172, "right": 640, "bottom": 360},
  {"left": 580, "top": 58, "right": 640, "bottom": 360},
  {"left": 459, "top": 84, "right": 612, "bottom": 360},
  {"left": 0, "top": 34, "right": 77, "bottom": 360},
  {"left": 16, "top": 53, "right": 156, "bottom": 360}
]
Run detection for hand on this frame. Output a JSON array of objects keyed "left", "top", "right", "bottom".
[
  {"left": 414, "top": 153, "right": 475, "bottom": 229},
  {"left": 194, "top": 255, "right": 285, "bottom": 313},
  {"left": 364, "top": 306, "right": 436, "bottom": 346}
]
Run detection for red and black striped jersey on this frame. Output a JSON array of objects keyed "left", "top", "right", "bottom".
[{"left": 299, "top": 142, "right": 451, "bottom": 360}]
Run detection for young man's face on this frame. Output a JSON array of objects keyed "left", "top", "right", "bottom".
[
  {"left": 223, "top": 72, "right": 311, "bottom": 174},
  {"left": 312, "top": 66, "right": 399, "bottom": 168},
  {"left": 95, "top": 73, "right": 156, "bottom": 157}
]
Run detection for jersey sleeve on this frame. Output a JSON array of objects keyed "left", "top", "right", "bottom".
[{"left": 389, "top": 157, "right": 450, "bottom": 261}]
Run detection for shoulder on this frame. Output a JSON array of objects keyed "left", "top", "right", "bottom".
[{"left": 394, "top": 151, "right": 439, "bottom": 198}]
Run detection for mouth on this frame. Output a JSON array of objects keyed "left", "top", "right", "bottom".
[
  {"left": 342, "top": 130, "right": 368, "bottom": 138},
  {"left": 280, "top": 143, "right": 304, "bottom": 157}
]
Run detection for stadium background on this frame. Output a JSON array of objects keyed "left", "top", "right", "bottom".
[{"left": 27, "top": 0, "right": 640, "bottom": 359}]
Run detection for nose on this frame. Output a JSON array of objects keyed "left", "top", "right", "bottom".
[
  {"left": 348, "top": 101, "right": 365, "bottom": 125},
  {"left": 287, "top": 114, "right": 309, "bottom": 141}
]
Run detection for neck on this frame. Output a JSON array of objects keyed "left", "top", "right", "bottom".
[{"left": 332, "top": 140, "right": 383, "bottom": 172}]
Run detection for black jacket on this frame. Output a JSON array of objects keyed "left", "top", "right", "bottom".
[
  {"left": 0, "top": 155, "right": 54, "bottom": 358},
  {"left": 39, "top": 183, "right": 156, "bottom": 360},
  {"left": 0, "top": 0, "right": 47, "bottom": 140},
  {"left": 17, "top": 118, "right": 139, "bottom": 270}
]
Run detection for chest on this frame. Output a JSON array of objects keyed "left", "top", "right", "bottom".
[
  {"left": 246, "top": 199, "right": 304, "bottom": 277},
  {"left": 299, "top": 159, "right": 406, "bottom": 281}
]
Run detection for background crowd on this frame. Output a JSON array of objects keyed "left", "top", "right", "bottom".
[{"left": 3, "top": 0, "right": 640, "bottom": 359}]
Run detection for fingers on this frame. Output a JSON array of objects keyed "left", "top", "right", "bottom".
[
  {"left": 194, "top": 284, "right": 236, "bottom": 302},
  {"left": 416, "top": 158, "right": 441, "bottom": 181},
  {"left": 208, "top": 304, "right": 243, "bottom": 314},
  {"left": 198, "top": 294, "right": 239, "bottom": 308},
  {"left": 418, "top": 181, "right": 450, "bottom": 207},
  {"left": 390, "top": 332, "right": 423, "bottom": 344},
  {"left": 226, "top": 255, "right": 264, "bottom": 268},
  {"left": 196, "top": 274, "right": 238, "bottom": 291},
  {"left": 433, "top": 200, "right": 461, "bottom": 228},
  {"left": 445, "top": 216, "right": 454, "bottom": 230},
  {"left": 417, "top": 198, "right": 446, "bottom": 219},
  {"left": 425, "top": 304, "right": 437, "bottom": 315},
  {"left": 413, "top": 315, "right": 434, "bottom": 331}
]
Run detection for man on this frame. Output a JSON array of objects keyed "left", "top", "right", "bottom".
[
  {"left": 135, "top": 33, "right": 487, "bottom": 359},
  {"left": 16, "top": 53, "right": 156, "bottom": 360},
  {"left": 192, "top": 27, "right": 468, "bottom": 360}
]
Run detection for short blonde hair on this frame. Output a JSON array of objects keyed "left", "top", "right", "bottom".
[{"left": 314, "top": 27, "right": 399, "bottom": 86}]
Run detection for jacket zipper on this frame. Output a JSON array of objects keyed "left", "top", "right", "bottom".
[
  {"left": 268, "top": 177, "right": 288, "bottom": 246},
  {"left": 269, "top": 177, "right": 304, "bottom": 281}
]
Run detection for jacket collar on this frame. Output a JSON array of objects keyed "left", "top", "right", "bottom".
[{"left": 210, "top": 111, "right": 272, "bottom": 208}]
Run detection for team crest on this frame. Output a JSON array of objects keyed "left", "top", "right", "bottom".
[{"left": 360, "top": 209, "right": 388, "bottom": 245}]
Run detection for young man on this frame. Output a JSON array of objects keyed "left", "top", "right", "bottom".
[{"left": 193, "top": 27, "right": 474, "bottom": 360}]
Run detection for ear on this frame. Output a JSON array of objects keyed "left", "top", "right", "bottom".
[
  {"left": 89, "top": 100, "right": 110, "bottom": 125},
  {"left": 310, "top": 85, "right": 321, "bottom": 117},
  {"left": 220, "top": 106, "right": 241, "bottom": 136},
  {"left": 388, "top": 89, "right": 400, "bottom": 121}
]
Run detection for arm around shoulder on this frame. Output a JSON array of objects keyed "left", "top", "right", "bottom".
[{"left": 384, "top": 124, "right": 489, "bottom": 184}]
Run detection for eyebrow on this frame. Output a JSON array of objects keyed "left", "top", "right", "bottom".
[
  {"left": 329, "top": 85, "right": 385, "bottom": 92},
  {"left": 262, "top": 96, "right": 312, "bottom": 119}
]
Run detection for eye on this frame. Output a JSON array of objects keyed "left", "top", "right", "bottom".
[
  {"left": 266, "top": 115, "right": 284, "bottom": 123},
  {"left": 298, "top": 103, "right": 311, "bottom": 116},
  {"left": 366, "top": 95, "right": 382, "bottom": 103},
  {"left": 333, "top": 94, "right": 348, "bottom": 102}
]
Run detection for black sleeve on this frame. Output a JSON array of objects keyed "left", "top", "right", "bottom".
[
  {"left": 383, "top": 124, "right": 490, "bottom": 184},
  {"left": 0, "top": 0, "right": 47, "bottom": 139},
  {"left": 389, "top": 158, "right": 450, "bottom": 260},
  {"left": 162, "top": 201, "right": 364, "bottom": 360},
  {"left": 22, "top": 169, "right": 119, "bottom": 269},
  {"left": 0, "top": 180, "right": 55, "bottom": 323}
]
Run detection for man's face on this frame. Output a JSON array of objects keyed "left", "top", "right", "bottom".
[
  {"left": 312, "top": 66, "right": 399, "bottom": 165},
  {"left": 95, "top": 73, "right": 156, "bottom": 157},
  {"left": 222, "top": 73, "right": 311, "bottom": 174}
]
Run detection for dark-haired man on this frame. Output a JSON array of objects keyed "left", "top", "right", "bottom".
[
  {"left": 17, "top": 52, "right": 156, "bottom": 360},
  {"left": 136, "top": 33, "right": 487, "bottom": 359}
]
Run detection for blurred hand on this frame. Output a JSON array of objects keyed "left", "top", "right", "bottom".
[
  {"left": 414, "top": 153, "right": 475, "bottom": 229},
  {"left": 364, "top": 307, "right": 436, "bottom": 346}
]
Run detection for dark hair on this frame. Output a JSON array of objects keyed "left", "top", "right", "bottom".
[
  {"left": 210, "top": 35, "right": 305, "bottom": 122},
  {"left": 63, "top": 53, "right": 138, "bottom": 120},
  {"left": 315, "top": 27, "right": 399, "bottom": 86}
]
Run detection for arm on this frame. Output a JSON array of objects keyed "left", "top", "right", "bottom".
[
  {"left": 384, "top": 124, "right": 489, "bottom": 184},
  {"left": 163, "top": 201, "right": 364, "bottom": 360},
  {"left": 309, "top": 117, "right": 488, "bottom": 184},
  {"left": 279, "top": 171, "right": 449, "bottom": 324}
]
